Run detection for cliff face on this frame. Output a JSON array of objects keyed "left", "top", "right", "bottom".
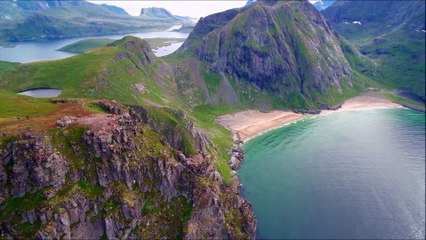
[
  {"left": 0, "top": 102, "right": 255, "bottom": 239},
  {"left": 180, "top": 0, "right": 353, "bottom": 109}
]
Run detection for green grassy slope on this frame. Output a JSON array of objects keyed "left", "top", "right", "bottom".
[
  {"left": 0, "top": 89, "right": 58, "bottom": 123},
  {"left": 0, "top": 37, "right": 163, "bottom": 105}
]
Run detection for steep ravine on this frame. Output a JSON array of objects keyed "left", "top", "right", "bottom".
[{"left": 0, "top": 101, "right": 255, "bottom": 239}]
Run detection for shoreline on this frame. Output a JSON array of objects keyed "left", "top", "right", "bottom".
[{"left": 217, "top": 95, "right": 403, "bottom": 142}]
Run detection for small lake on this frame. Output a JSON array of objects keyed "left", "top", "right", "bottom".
[
  {"left": 17, "top": 89, "right": 62, "bottom": 98},
  {"left": 0, "top": 28, "right": 188, "bottom": 63},
  {"left": 239, "top": 108, "right": 425, "bottom": 239}
]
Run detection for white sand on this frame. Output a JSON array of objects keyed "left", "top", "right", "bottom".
[{"left": 216, "top": 96, "right": 403, "bottom": 141}]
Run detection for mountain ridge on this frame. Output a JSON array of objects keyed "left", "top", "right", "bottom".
[
  {"left": 313, "top": 0, "right": 335, "bottom": 11},
  {"left": 140, "top": 7, "right": 188, "bottom": 21}
]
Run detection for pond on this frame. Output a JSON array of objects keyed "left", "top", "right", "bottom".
[{"left": 17, "top": 89, "right": 62, "bottom": 98}]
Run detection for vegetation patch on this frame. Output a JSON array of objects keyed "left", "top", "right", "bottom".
[
  {"left": 200, "top": 66, "right": 222, "bottom": 94},
  {"left": 0, "top": 90, "right": 58, "bottom": 123},
  {"left": 0, "top": 191, "right": 44, "bottom": 223},
  {"left": 84, "top": 102, "right": 110, "bottom": 114},
  {"left": 136, "top": 195, "right": 192, "bottom": 239},
  {"left": 15, "top": 220, "right": 42, "bottom": 238},
  {"left": 78, "top": 180, "right": 103, "bottom": 199}
]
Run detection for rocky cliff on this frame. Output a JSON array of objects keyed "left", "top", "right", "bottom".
[
  {"left": 179, "top": 0, "right": 354, "bottom": 109},
  {"left": 0, "top": 102, "right": 255, "bottom": 239}
]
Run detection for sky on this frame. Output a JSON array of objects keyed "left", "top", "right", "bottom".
[
  {"left": 89, "top": 1, "right": 319, "bottom": 18},
  {"left": 89, "top": 1, "right": 246, "bottom": 18}
]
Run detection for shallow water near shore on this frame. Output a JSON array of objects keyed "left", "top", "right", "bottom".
[{"left": 238, "top": 108, "right": 425, "bottom": 239}]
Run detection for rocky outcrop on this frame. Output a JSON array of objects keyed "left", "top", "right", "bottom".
[
  {"left": 95, "top": 100, "right": 125, "bottom": 114},
  {"left": 56, "top": 116, "right": 74, "bottom": 127},
  {"left": 229, "top": 131, "right": 244, "bottom": 170},
  {"left": 111, "top": 36, "right": 155, "bottom": 68},
  {"left": 0, "top": 133, "right": 67, "bottom": 199},
  {"left": 0, "top": 103, "right": 256, "bottom": 239},
  {"left": 185, "top": 119, "right": 211, "bottom": 153}
]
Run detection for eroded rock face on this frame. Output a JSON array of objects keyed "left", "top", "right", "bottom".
[
  {"left": 0, "top": 104, "right": 256, "bottom": 239},
  {"left": 0, "top": 134, "right": 68, "bottom": 199},
  {"left": 112, "top": 36, "right": 155, "bottom": 67},
  {"left": 229, "top": 131, "right": 244, "bottom": 170}
]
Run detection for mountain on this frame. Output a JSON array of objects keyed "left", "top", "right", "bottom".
[
  {"left": 100, "top": 4, "right": 129, "bottom": 16},
  {"left": 140, "top": 7, "right": 188, "bottom": 21},
  {"left": 172, "top": 23, "right": 195, "bottom": 33},
  {"left": 0, "top": 0, "right": 118, "bottom": 22},
  {"left": 0, "top": 0, "right": 185, "bottom": 43},
  {"left": 246, "top": 0, "right": 256, "bottom": 6},
  {"left": 178, "top": 0, "right": 360, "bottom": 110},
  {"left": 312, "top": 0, "right": 335, "bottom": 11},
  {"left": 0, "top": 37, "right": 256, "bottom": 238},
  {"left": 323, "top": 0, "right": 426, "bottom": 99}
]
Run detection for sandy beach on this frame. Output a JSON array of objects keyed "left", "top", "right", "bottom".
[{"left": 216, "top": 95, "right": 403, "bottom": 141}]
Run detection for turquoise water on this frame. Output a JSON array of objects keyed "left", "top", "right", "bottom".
[{"left": 239, "top": 109, "right": 425, "bottom": 239}]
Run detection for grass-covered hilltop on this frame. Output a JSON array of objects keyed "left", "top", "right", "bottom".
[{"left": 0, "top": 0, "right": 424, "bottom": 239}]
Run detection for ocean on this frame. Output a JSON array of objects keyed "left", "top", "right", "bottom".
[{"left": 239, "top": 108, "right": 425, "bottom": 239}]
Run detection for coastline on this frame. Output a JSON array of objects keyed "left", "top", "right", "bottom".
[{"left": 217, "top": 95, "right": 403, "bottom": 142}]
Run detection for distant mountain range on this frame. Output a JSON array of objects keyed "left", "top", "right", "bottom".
[
  {"left": 246, "top": 0, "right": 256, "bottom": 6},
  {"left": 312, "top": 0, "right": 335, "bottom": 11},
  {"left": 323, "top": 0, "right": 426, "bottom": 99},
  {"left": 140, "top": 7, "right": 189, "bottom": 21},
  {"left": 0, "top": 0, "right": 188, "bottom": 43}
]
